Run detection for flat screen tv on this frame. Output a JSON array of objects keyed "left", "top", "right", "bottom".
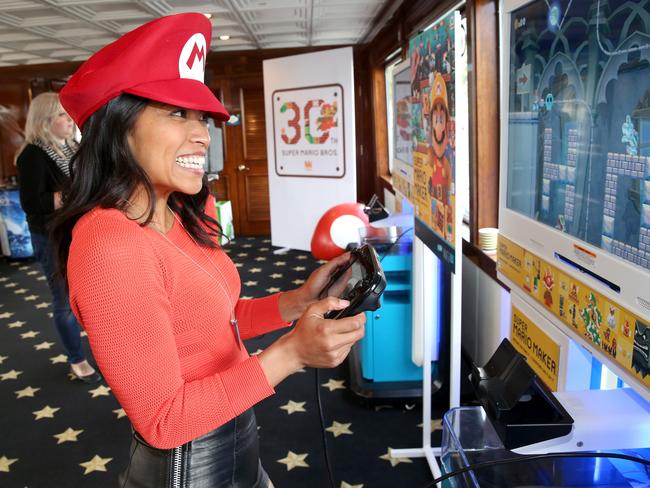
[{"left": 500, "top": 0, "right": 650, "bottom": 324}]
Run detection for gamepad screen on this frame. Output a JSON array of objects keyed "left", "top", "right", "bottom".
[{"left": 319, "top": 254, "right": 366, "bottom": 301}]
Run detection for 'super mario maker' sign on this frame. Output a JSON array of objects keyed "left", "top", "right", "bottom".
[
  {"left": 271, "top": 84, "right": 345, "bottom": 178},
  {"left": 498, "top": 234, "right": 650, "bottom": 392},
  {"left": 511, "top": 305, "right": 560, "bottom": 390}
]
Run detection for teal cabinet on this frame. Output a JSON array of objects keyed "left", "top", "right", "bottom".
[{"left": 359, "top": 252, "right": 423, "bottom": 382}]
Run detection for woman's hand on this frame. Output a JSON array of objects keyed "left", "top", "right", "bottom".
[
  {"left": 258, "top": 297, "right": 365, "bottom": 386},
  {"left": 278, "top": 252, "right": 352, "bottom": 322}
]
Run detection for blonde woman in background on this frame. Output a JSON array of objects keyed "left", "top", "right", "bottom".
[{"left": 15, "top": 92, "right": 101, "bottom": 383}]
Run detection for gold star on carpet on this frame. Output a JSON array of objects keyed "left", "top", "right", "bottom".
[
  {"left": 237, "top": 252, "right": 248, "bottom": 257},
  {"left": 341, "top": 483, "right": 363, "bottom": 488},
  {"left": 296, "top": 255, "right": 307, "bottom": 260},
  {"left": 293, "top": 266, "right": 306, "bottom": 271},
  {"left": 113, "top": 408, "right": 127, "bottom": 419},
  {"left": 33, "top": 405, "right": 60, "bottom": 420},
  {"left": 47, "top": 312, "right": 53, "bottom": 318},
  {"left": 35, "top": 302, "right": 50, "bottom": 309},
  {"left": 36, "top": 276, "right": 47, "bottom": 281},
  {"left": 0, "top": 456, "right": 18, "bottom": 472},
  {"left": 26, "top": 270, "right": 39, "bottom": 275},
  {"left": 242, "top": 244, "right": 253, "bottom": 248},
  {"left": 280, "top": 400, "right": 306, "bottom": 415},
  {"left": 321, "top": 379, "right": 346, "bottom": 391},
  {"left": 234, "top": 262, "right": 243, "bottom": 267},
  {"left": 243, "top": 280, "right": 258, "bottom": 286},
  {"left": 259, "top": 247, "right": 269, "bottom": 251},
  {"left": 80, "top": 331, "right": 87, "bottom": 337},
  {"left": 0, "top": 277, "right": 8, "bottom": 282},
  {"left": 0, "top": 355, "right": 7, "bottom": 364},
  {"left": 266, "top": 287, "right": 281, "bottom": 293},
  {"left": 249, "top": 267, "right": 262, "bottom": 273},
  {"left": 277, "top": 451, "right": 309, "bottom": 471},
  {"left": 270, "top": 273, "right": 283, "bottom": 279},
  {"left": 292, "top": 279, "right": 305, "bottom": 285},
  {"left": 380, "top": 448, "right": 413, "bottom": 467},
  {"left": 15, "top": 386, "right": 40, "bottom": 398},
  {"left": 0, "top": 369, "right": 22, "bottom": 381},
  {"left": 13, "top": 288, "right": 27, "bottom": 294},
  {"left": 20, "top": 330, "right": 39, "bottom": 339},
  {"left": 50, "top": 354, "right": 68, "bottom": 364},
  {"left": 3, "top": 283, "right": 17, "bottom": 289},
  {"left": 89, "top": 385, "right": 111, "bottom": 398},
  {"left": 24, "top": 295, "right": 39, "bottom": 301},
  {"left": 18, "top": 265, "right": 30, "bottom": 270},
  {"left": 317, "top": 259, "right": 327, "bottom": 264},
  {"left": 54, "top": 427, "right": 83, "bottom": 444},
  {"left": 274, "top": 261, "right": 286, "bottom": 266},
  {"left": 7, "top": 320, "right": 25, "bottom": 328},
  {"left": 240, "top": 295, "right": 253, "bottom": 299},
  {"left": 34, "top": 341, "right": 55, "bottom": 350},
  {"left": 80, "top": 455, "right": 112, "bottom": 474},
  {"left": 326, "top": 421, "right": 353, "bottom": 438},
  {"left": 0, "top": 311, "right": 14, "bottom": 318},
  {"left": 254, "top": 256, "right": 266, "bottom": 261},
  {"left": 418, "top": 419, "right": 443, "bottom": 432}
]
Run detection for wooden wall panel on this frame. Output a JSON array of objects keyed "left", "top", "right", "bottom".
[
  {"left": 244, "top": 174, "right": 270, "bottom": 222},
  {"left": 209, "top": 175, "right": 230, "bottom": 201},
  {"left": 0, "top": 82, "right": 28, "bottom": 181},
  {"left": 240, "top": 86, "right": 267, "bottom": 161},
  {"left": 468, "top": 0, "right": 500, "bottom": 241}
]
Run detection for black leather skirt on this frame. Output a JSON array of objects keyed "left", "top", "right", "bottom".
[{"left": 119, "top": 408, "right": 270, "bottom": 488}]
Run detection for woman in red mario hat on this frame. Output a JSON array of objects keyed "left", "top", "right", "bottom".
[{"left": 51, "top": 13, "right": 364, "bottom": 487}]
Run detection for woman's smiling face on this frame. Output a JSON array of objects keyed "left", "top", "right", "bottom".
[{"left": 127, "top": 102, "right": 210, "bottom": 199}]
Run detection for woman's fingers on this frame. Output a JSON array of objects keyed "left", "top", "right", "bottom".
[{"left": 306, "top": 296, "right": 350, "bottom": 317}]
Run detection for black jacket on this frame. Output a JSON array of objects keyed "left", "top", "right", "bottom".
[{"left": 16, "top": 144, "right": 67, "bottom": 234}]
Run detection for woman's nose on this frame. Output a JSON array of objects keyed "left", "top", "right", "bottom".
[{"left": 190, "top": 121, "right": 210, "bottom": 147}]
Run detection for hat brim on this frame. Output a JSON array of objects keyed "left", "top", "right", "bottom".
[{"left": 126, "top": 79, "right": 230, "bottom": 122}]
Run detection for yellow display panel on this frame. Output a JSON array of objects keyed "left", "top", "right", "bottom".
[
  {"left": 511, "top": 305, "right": 560, "bottom": 391},
  {"left": 498, "top": 235, "right": 650, "bottom": 391}
]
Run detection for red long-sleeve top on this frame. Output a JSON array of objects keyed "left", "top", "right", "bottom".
[{"left": 67, "top": 207, "right": 290, "bottom": 449}]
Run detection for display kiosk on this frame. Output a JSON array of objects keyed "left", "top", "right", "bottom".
[
  {"left": 395, "top": 0, "right": 650, "bottom": 484},
  {"left": 443, "top": 0, "right": 650, "bottom": 484}
]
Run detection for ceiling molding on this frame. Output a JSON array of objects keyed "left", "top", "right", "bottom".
[{"left": 0, "top": 0, "right": 389, "bottom": 67}]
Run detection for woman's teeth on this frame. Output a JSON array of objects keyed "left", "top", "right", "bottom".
[{"left": 175, "top": 155, "right": 205, "bottom": 169}]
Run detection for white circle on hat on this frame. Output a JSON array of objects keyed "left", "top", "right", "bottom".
[{"left": 179, "top": 33, "right": 207, "bottom": 83}]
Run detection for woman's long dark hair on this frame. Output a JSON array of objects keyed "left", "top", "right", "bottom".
[{"left": 50, "top": 93, "right": 223, "bottom": 280}]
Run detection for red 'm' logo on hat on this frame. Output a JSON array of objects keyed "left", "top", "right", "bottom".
[
  {"left": 187, "top": 43, "right": 205, "bottom": 70},
  {"left": 179, "top": 33, "right": 207, "bottom": 83}
]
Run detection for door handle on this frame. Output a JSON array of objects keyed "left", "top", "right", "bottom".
[{"left": 237, "top": 164, "right": 250, "bottom": 171}]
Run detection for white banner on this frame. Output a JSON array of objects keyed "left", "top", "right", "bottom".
[{"left": 264, "top": 47, "right": 356, "bottom": 251}]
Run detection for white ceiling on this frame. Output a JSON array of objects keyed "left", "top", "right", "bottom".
[{"left": 0, "top": 0, "right": 389, "bottom": 67}]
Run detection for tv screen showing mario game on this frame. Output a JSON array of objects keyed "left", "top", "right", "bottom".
[{"left": 506, "top": 0, "right": 650, "bottom": 271}]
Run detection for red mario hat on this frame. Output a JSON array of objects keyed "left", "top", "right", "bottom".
[{"left": 60, "top": 13, "right": 229, "bottom": 127}]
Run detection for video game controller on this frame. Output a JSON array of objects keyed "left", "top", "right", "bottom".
[{"left": 318, "top": 244, "right": 386, "bottom": 319}]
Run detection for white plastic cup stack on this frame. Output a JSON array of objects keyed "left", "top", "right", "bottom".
[{"left": 478, "top": 227, "right": 498, "bottom": 254}]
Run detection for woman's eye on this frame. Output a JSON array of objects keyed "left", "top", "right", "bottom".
[{"left": 170, "top": 109, "right": 186, "bottom": 118}]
